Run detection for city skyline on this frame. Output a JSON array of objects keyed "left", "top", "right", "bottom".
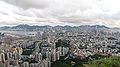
[
  {"left": 0, "top": 0, "right": 120, "bottom": 27},
  {"left": 0, "top": 1, "right": 120, "bottom": 67}
]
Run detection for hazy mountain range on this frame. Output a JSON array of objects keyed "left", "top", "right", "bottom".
[{"left": 0, "top": 24, "right": 119, "bottom": 32}]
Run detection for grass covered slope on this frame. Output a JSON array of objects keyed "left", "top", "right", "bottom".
[
  {"left": 51, "top": 54, "right": 120, "bottom": 67},
  {"left": 86, "top": 56, "right": 120, "bottom": 67}
]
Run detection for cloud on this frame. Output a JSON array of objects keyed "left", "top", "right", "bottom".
[
  {"left": 3, "top": 0, "right": 50, "bottom": 9},
  {"left": 0, "top": 0, "right": 120, "bottom": 27}
]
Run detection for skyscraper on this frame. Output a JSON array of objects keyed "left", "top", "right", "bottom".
[{"left": 23, "top": 62, "right": 29, "bottom": 67}]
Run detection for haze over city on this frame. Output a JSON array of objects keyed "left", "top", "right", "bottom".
[
  {"left": 0, "top": 0, "right": 120, "bottom": 67},
  {"left": 0, "top": 0, "right": 120, "bottom": 27}
]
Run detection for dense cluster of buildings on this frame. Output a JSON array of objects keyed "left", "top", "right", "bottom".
[
  {"left": 0, "top": 32, "right": 69, "bottom": 67},
  {"left": 0, "top": 25, "right": 120, "bottom": 67}
]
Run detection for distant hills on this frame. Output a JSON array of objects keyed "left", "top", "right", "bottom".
[
  {"left": 0, "top": 24, "right": 110, "bottom": 31},
  {"left": 1, "top": 24, "right": 109, "bottom": 29}
]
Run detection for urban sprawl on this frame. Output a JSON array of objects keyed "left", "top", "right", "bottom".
[{"left": 0, "top": 25, "right": 120, "bottom": 67}]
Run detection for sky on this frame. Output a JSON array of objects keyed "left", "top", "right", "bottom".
[{"left": 0, "top": 0, "right": 120, "bottom": 27}]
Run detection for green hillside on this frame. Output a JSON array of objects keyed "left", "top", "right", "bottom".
[
  {"left": 85, "top": 56, "right": 120, "bottom": 67},
  {"left": 51, "top": 55, "right": 120, "bottom": 67}
]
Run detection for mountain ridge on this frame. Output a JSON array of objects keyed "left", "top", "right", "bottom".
[{"left": 0, "top": 24, "right": 111, "bottom": 31}]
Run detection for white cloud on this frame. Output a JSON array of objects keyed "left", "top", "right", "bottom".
[
  {"left": 0, "top": 0, "right": 120, "bottom": 27},
  {"left": 3, "top": 0, "right": 50, "bottom": 9}
]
